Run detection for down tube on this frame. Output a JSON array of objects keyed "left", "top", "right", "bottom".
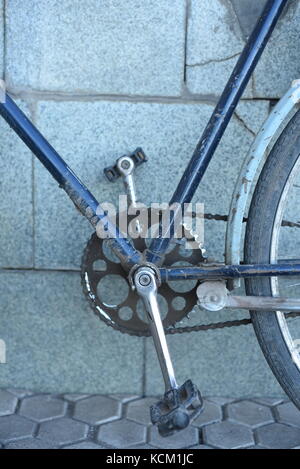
[
  {"left": 0, "top": 94, "right": 142, "bottom": 267},
  {"left": 146, "top": 0, "right": 288, "bottom": 265}
]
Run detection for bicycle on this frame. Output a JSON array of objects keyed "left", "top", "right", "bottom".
[{"left": 1, "top": 0, "right": 300, "bottom": 437}]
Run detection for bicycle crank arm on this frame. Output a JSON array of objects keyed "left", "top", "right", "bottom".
[
  {"left": 197, "top": 281, "right": 300, "bottom": 312},
  {"left": 116, "top": 154, "right": 139, "bottom": 208},
  {"left": 134, "top": 266, "right": 203, "bottom": 437},
  {"left": 104, "top": 148, "right": 147, "bottom": 208},
  {"left": 134, "top": 267, "right": 178, "bottom": 391}
]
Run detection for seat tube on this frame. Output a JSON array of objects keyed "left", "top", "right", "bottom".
[{"left": 146, "top": 0, "right": 288, "bottom": 265}]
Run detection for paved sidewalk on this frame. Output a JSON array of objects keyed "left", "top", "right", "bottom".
[{"left": 0, "top": 389, "right": 300, "bottom": 449}]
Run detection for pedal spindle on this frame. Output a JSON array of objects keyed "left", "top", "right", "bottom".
[{"left": 104, "top": 147, "right": 147, "bottom": 182}]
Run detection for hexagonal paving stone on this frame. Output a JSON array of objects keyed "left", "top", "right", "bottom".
[
  {"left": 126, "top": 397, "right": 157, "bottom": 425},
  {"left": 64, "top": 441, "right": 105, "bottom": 449},
  {"left": 149, "top": 425, "right": 199, "bottom": 449},
  {"left": 63, "top": 394, "right": 89, "bottom": 402},
  {"left": 190, "top": 444, "right": 213, "bottom": 449},
  {"left": 207, "top": 397, "right": 236, "bottom": 406},
  {"left": 0, "top": 415, "right": 36, "bottom": 443},
  {"left": 193, "top": 400, "right": 222, "bottom": 427},
  {"left": 256, "top": 423, "right": 300, "bottom": 449},
  {"left": 253, "top": 398, "right": 284, "bottom": 407},
  {"left": 19, "top": 395, "right": 67, "bottom": 422},
  {"left": 227, "top": 400, "right": 274, "bottom": 428},
  {"left": 5, "top": 388, "right": 33, "bottom": 398},
  {"left": 0, "top": 390, "right": 18, "bottom": 417},
  {"left": 203, "top": 421, "right": 254, "bottom": 449},
  {"left": 98, "top": 419, "right": 147, "bottom": 448},
  {"left": 74, "top": 395, "right": 121, "bottom": 425},
  {"left": 276, "top": 402, "right": 300, "bottom": 428},
  {"left": 246, "top": 445, "right": 268, "bottom": 450},
  {"left": 129, "top": 444, "right": 156, "bottom": 449},
  {"left": 38, "top": 417, "right": 88, "bottom": 446},
  {"left": 110, "top": 394, "right": 140, "bottom": 404},
  {"left": 5, "top": 438, "right": 55, "bottom": 449}
]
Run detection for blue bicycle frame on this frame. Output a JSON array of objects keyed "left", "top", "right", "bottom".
[{"left": 0, "top": 0, "right": 298, "bottom": 282}]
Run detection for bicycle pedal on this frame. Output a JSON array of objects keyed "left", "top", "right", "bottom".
[
  {"left": 150, "top": 380, "right": 203, "bottom": 437},
  {"left": 104, "top": 147, "right": 148, "bottom": 182}
]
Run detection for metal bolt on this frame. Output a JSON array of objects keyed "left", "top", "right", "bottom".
[
  {"left": 121, "top": 159, "right": 130, "bottom": 169},
  {"left": 210, "top": 295, "right": 218, "bottom": 303},
  {"left": 139, "top": 273, "right": 151, "bottom": 286}
]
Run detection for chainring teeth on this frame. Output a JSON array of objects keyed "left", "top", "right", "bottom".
[
  {"left": 81, "top": 212, "right": 204, "bottom": 336},
  {"left": 82, "top": 234, "right": 149, "bottom": 334}
]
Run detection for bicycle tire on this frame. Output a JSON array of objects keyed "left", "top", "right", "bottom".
[{"left": 244, "top": 108, "right": 300, "bottom": 408}]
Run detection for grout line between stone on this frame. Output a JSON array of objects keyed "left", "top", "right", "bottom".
[
  {"left": 227, "top": 0, "right": 247, "bottom": 43},
  {"left": 0, "top": 267, "right": 81, "bottom": 273},
  {"left": 183, "top": 0, "right": 190, "bottom": 85},
  {"left": 2, "top": 0, "right": 6, "bottom": 82},
  {"left": 142, "top": 338, "right": 147, "bottom": 397},
  {"left": 5, "top": 86, "right": 273, "bottom": 106},
  {"left": 233, "top": 111, "right": 256, "bottom": 137},
  {"left": 186, "top": 51, "right": 242, "bottom": 68},
  {"left": 30, "top": 100, "right": 38, "bottom": 269}
]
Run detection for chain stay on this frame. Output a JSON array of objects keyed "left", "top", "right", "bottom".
[{"left": 82, "top": 209, "right": 300, "bottom": 336}]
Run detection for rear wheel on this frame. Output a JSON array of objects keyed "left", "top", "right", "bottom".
[{"left": 244, "top": 109, "right": 300, "bottom": 408}]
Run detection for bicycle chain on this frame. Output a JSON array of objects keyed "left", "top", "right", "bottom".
[
  {"left": 166, "top": 311, "right": 300, "bottom": 335},
  {"left": 201, "top": 212, "right": 300, "bottom": 229},
  {"left": 82, "top": 210, "right": 300, "bottom": 336},
  {"left": 81, "top": 266, "right": 300, "bottom": 333}
]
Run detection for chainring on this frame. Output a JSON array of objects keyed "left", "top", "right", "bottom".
[{"left": 81, "top": 213, "right": 204, "bottom": 336}]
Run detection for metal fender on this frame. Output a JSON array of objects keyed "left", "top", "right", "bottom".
[{"left": 225, "top": 79, "right": 300, "bottom": 288}]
